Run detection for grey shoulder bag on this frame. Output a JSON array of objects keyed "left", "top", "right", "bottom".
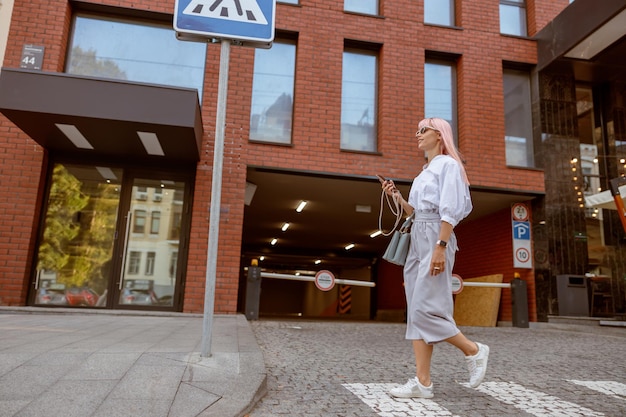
[{"left": 378, "top": 189, "right": 413, "bottom": 266}]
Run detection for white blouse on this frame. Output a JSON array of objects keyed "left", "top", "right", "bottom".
[{"left": 407, "top": 155, "right": 473, "bottom": 227}]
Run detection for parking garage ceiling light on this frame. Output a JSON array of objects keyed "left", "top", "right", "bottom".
[
  {"left": 345, "top": 243, "right": 355, "bottom": 250},
  {"left": 296, "top": 201, "right": 307, "bottom": 212}
]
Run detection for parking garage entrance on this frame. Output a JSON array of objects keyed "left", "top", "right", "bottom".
[{"left": 30, "top": 161, "right": 193, "bottom": 311}]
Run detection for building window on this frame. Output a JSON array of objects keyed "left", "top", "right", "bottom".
[
  {"left": 153, "top": 188, "right": 163, "bottom": 202},
  {"left": 66, "top": 14, "right": 207, "bottom": 100},
  {"left": 250, "top": 39, "right": 296, "bottom": 144},
  {"left": 425, "top": 0, "right": 454, "bottom": 26},
  {"left": 344, "top": 0, "right": 378, "bottom": 15},
  {"left": 425, "top": 59, "right": 457, "bottom": 140},
  {"left": 169, "top": 251, "right": 178, "bottom": 278},
  {"left": 341, "top": 48, "right": 378, "bottom": 152},
  {"left": 127, "top": 251, "right": 141, "bottom": 275},
  {"left": 174, "top": 189, "right": 184, "bottom": 202},
  {"left": 145, "top": 252, "right": 155, "bottom": 276},
  {"left": 503, "top": 68, "right": 534, "bottom": 167},
  {"left": 133, "top": 210, "right": 146, "bottom": 234},
  {"left": 135, "top": 187, "right": 148, "bottom": 201},
  {"left": 500, "top": 0, "right": 527, "bottom": 36},
  {"left": 169, "top": 211, "right": 182, "bottom": 241},
  {"left": 150, "top": 211, "right": 161, "bottom": 235}
]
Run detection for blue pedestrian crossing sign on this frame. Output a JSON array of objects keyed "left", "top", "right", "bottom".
[{"left": 174, "top": 0, "right": 276, "bottom": 46}]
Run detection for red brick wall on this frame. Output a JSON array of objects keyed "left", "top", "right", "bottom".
[
  {"left": 529, "top": 0, "right": 572, "bottom": 36},
  {"left": 0, "top": 0, "right": 571, "bottom": 313},
  {"left": 1, "top": 2, "right": 68, "bottom": 305},
  {"left": 455, "top": 206, "right": 537, "bottom": 322},
  {"left": 0, "top": 115, "right": 46, "bottom": 305}
]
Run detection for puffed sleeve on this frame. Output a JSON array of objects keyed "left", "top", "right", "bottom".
[{"left": 438, "top": 159, "right": 472, "bottom": 227}]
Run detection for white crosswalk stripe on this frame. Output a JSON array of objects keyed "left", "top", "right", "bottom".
[
  {"left": 344, "top": 381, "right": 615, "bottom": 417},
  {"left": 471, "top": 381, "right": 604, "bottom": 416},
  {"left": 182, "top": 0, "right": 268, "bottom": 24},
  {"left": 343, "top": 383, "right": 461, "bottom": 417},
  {"left": 568, "top": 380, "right": 626, "bottom": 399}
]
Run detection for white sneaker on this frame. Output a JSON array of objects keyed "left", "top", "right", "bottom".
[
  {"left": 466, "top": 342, "right": 489, "bottom": 388},
  {"left": 389, "top": 377, "right": 434, "bottom": 398}
]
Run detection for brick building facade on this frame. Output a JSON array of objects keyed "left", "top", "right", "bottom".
[{"left": 1, "top": 0, "right": 624, "bottom": 322}]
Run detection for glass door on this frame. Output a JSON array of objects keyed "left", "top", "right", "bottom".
[
  {"left": 33, "top": 163, "right": 122, "bottom": 307},
  {"left": 32, "top": 163, "right": 191, "bottom": 310},
  {"left": 116, "top": 178, "right": 186, "bottom": 308}
]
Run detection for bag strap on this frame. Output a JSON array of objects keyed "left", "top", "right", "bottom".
[
  {"left": 399, "top": 213, "right": 414, "bottom": 233},
  {"left": 377, "top": 189, "right": 404, "bottom": 237}
]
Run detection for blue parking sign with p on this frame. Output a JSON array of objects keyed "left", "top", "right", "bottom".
[
  {"left": 174, "top": 0, "right": 276, "bottom": 43},
  {"left": 513, "top": 221, "right": 530, "bottom": 240}
]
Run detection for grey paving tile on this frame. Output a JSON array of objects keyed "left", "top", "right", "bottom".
[
  {"left": 107, "top": 364, "right": 186, "bottom": 401},
  {"left": 12, "top": 380, "right": 116, "bottom": 417},
  {"left": 89, "top": 398, "right": 171, "bottom": 417},
  {"left": 0, "top": 365, "right": 68, "bottom": 400},
  {"left": 97, "top": 342, "right": 156, "bottom": 353},
  {"left": 25, "top": 352, "right": 91, "bottom": 367},
  {"left": 134, "top": 351, "right": 191, "bottom": 367},
  {"left": 0, "top": 353, "right": 39, "bottom": 377},
  {"left": 62, "top": 352, "right": 141, "bottom": 380},
  {"left": 0, "top": 400, "right": 31, "bottom": 417},
  {"left": 169, "top": 382, "right": 221, "bottom": 417}
]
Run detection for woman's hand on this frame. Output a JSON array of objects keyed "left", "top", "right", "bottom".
[
  {"left": 430, "top": 246, "right": 446, "bottom": 275},
  {"left": 382, "top": 180, "right": 398, "bottom": 197}
]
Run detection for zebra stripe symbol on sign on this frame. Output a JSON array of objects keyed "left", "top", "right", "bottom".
[{"left": 183, "top": 0, "right": 268, "bottom": 25}]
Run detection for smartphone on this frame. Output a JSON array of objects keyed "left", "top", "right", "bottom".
[{"left": 376, "top": 174, "right": 386, "bottom": 184}]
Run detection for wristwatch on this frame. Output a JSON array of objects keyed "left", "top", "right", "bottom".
[{"left": 436, "top": 239, "right": 447, "bottom": 248}]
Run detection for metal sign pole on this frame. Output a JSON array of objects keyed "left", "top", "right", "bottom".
[{"left": 201, "top": 38, "right": 230, "bottom": 358}]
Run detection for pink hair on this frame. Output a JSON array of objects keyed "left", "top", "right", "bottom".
[{"left": 418, "top": 117, "right": 470, "bottom": 184}]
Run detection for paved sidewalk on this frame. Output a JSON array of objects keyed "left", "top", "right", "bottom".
[{"left": 0, "top": 308, "right": 266, "bottom": 417}]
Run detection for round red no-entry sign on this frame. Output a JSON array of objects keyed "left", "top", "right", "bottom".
[{"left": 315, "top": 270, "right": 335, "bottom": 291}]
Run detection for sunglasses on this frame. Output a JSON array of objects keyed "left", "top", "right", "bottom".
[{"left": 416, "top": 126, "right": 439, "bottom": 135}]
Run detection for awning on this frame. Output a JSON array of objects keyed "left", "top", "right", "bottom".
[
  {"left": 585, "top": 186, "right": 626, "bottom": 210},
  {"left": 0, "top": 68, "right": 203, "bottom": 162},
  {"left": 534, "top": 0, "right": 626, "bottom": 82}
]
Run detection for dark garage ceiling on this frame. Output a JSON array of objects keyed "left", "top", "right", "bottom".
[{"left": 241, "top": 168, "right": 539, "bottom": 274}]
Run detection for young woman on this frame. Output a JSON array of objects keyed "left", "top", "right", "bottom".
[{"left": 381, "top": 117, "right": 489, "bottom": 398}]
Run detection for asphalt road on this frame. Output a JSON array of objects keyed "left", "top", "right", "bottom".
[{"left": 247, "top": 320, "right": 626, "bottom": 417}]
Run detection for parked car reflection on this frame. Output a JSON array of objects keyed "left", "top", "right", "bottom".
[
  {"left": 65, "top": 287, "right": 100, "bottom": 306},
  {"left": 157, "top": 294, "right": 173, "bottom": 306},
  {"left": 119, "top": 287, "right": 159, "bottom": 305},
  {"left": 36, "top": 286, "right": 68, "bottom": 305},
  {"left": 119, "top": 279, "right": 159, "bottom": 305},
  {"left": 118, "top": 279, "right": 172, "bottom": 306}
]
